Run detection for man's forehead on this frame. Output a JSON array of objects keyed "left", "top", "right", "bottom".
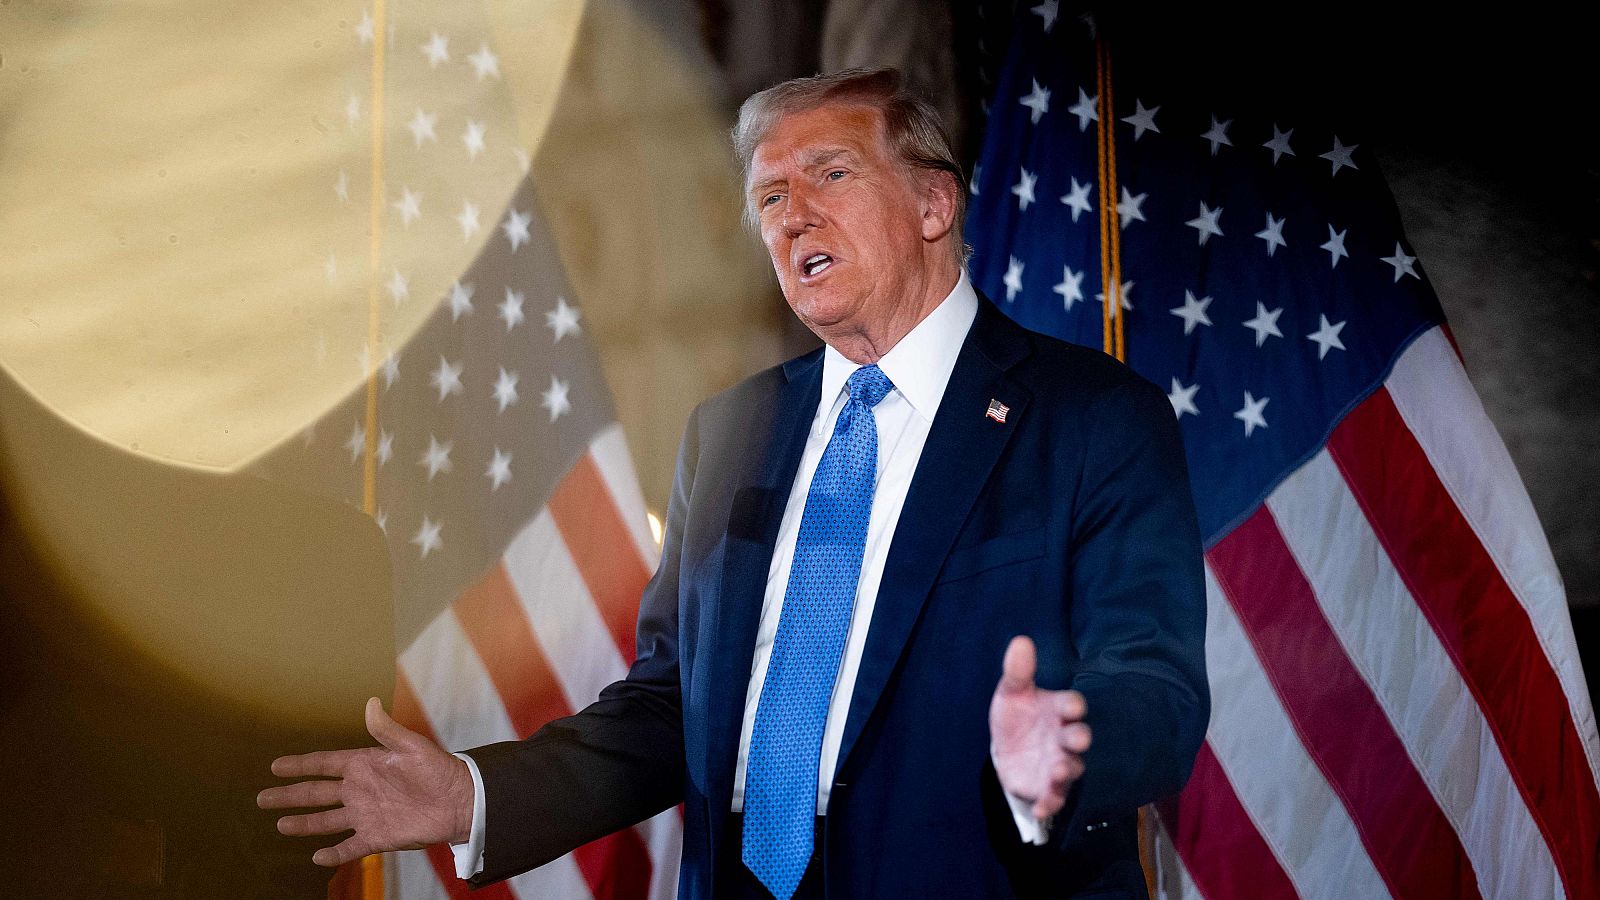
[{"left": 752, "top": 103, "right": 886, "bottom": 166}]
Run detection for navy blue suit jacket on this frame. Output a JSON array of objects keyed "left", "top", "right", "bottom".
[{"left": 464, "top": 297, "right": 1208, "bottom": 898}]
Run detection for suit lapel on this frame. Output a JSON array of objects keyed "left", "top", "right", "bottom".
[
  {"left": 704, "top": 349, "right": 822, "bottom": 820},
  {"left": 834, "top": 298, "right": 1033, "bottom": 776}
]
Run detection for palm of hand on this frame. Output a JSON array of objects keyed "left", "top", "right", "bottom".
[
  {"left": 337, "top": 743, "right": 465, "bottom": 851},
  {"left": 989, "top": 636, "right": 1091, "bottom": 821}
]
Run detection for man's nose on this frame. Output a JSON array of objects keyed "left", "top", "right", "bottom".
[{"left": 781, "top": 184, "right": 820, "bottom": 234}]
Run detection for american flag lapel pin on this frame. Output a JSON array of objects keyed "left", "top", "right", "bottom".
[{"left": 986, "top": 398, "right": 1010, "bottom": 423}]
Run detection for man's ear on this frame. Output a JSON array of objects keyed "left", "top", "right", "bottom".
[{"left": 920, "top": 169, "right": 960, "bottom": 243}]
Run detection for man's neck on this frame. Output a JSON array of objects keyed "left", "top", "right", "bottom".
[{"left": 819, "top": 262, "right": 961, "bottom": 365}]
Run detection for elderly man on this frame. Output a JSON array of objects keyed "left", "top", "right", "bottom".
[{"left": 261, "top": 68, "right": 1207, "bottom": 899}]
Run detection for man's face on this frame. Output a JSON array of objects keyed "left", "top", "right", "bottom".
[{"left": 748, "top": 104, "right": 935, "bottom": 337}]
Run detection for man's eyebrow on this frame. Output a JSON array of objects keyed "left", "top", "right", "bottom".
[{"left": 749, "top": 148, "right": 860, "bottom": 197}]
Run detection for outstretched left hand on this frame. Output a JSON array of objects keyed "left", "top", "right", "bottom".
[{"left": 989, "top": 635, "right": 1093, "bottom": 821}]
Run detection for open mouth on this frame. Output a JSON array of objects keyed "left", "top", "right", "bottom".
[{"left": 801, "top": 253, "right": 834, "bottom": 277}]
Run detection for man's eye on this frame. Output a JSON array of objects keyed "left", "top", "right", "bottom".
[
  {"left": 762, "top": 194, "right": 782, "bottom": 207},
  {"left": 826, "top": 170, "right": 846, "bottom": 181}
]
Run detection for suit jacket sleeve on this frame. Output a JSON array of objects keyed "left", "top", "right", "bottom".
[
  {"left": 1049, "top": 373, "right": 1209, "bottom": 847},
  {"left": 460, "top": 407, "right": 700, "bottom": 887}
]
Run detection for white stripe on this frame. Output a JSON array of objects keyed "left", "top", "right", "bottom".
[
  {"left": 503, "top": 510, "right": 631, "bottom": 710},
  {"left": 398, "top": 606, "right": 594, "bottom": 900},
  {"left": 1269, "top": 451, "right": 1560, "bottom": 899},
  {"left": 590, "top": 424, "right": 662, "bottom": 570},
  {"left": 1387, "top": 326, "right": 1600, "bottom": 788},
  {"left": 1150, "top": 817, "right": 1205, "bottom": 900},
  {"left": 638, "top": 808, "right": 683, "bottom": 900},
  {"left": 390, "top": 849, "right": 450, "bottom": 900},
  {"left": 1202, "top": 565, "right": 1391, "bottom": 900}
]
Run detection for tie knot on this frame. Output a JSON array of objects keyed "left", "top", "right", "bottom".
[{"left": 846, "top": 364, "right": 894, "bottom": 409}]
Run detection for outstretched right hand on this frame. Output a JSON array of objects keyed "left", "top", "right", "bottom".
[{"left": 258, "top": 697, "right": 475, "bottom": 867}]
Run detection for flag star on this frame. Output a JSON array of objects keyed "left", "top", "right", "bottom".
[
  {"left": 393, "top": 186, "right": 422, "bottom": 226},
  {"left": 467, "top": 43, "right": 500, "bottom": 81},
  {"left": 1067, "top": 87, "right": 1098, "bottom": 132},
  {"left": 545, "top": 296, "right": 582, "bottom": 341},
  {"left": 1243, "top": 301, "right": 1285, "bottom": 346},
  {"left": 502, "top": 208, "right": 531, "bottom": 251},
  {"left": 420, "top": 31, "right": 449, "bottom": 68},
  {"left": 456, "top": 199, "right": 481, "bottom": 242},
  {"left": 1263, "top": 123, "right": 1296, "bottom": 165},
  {"left": 334, "top": 169, "right": 349, "bottom": 202},
  {"left": 344, "top": 93, "right": 361, "bottom": 128},
  {"left": 300, "top": 422, "right": 317, "bottom": 447},
  {"left": 1320, "top": 136, "right": 1359, "bottom": 176},
  {"left": 492, "top": 367, "right": 520, "bottom": 412},
  {"left": 1307, "top": 314, "right": 1348, "bottom": 359},
  {"left": 431, "top": 356, "right": 464, "bottom": 401},
  {"left": 462, "top": 119, "right": 486, "bottom": 160},
  {"left": 1096, "top": 280, "right": 1134, "bottom": 311},
  {"left": 1031, "top": 0, "right": 1059, "bottom": 31},
  {"left": 1200, "top": 115, "right": 1233, "bottom": 155},
  {"left": 1185, "top": 202, "right": 1224, "bottom": 245},
  {"left": 355, "top": 9, "right": 374, "bottom": 46},
  {"left": 1234, "top": 391, "right": 1269, "bottom": 437},
  {"left": 1381, "top": 241, "right": 1419, "bottom": 281},
  {"left": 406, "top": 108, "right": 438, "bottom": 147},
  {"left": 376, "top": 428, "right": 393, "bottom": 466},
  {"left": 1117, "top": 187, "right": 1147, "bottom": 229},
  {"left": 1321, "top": 225, "right": 1349, "bottom": 268},
  {"left": 418, "top": 434, "right": 453, "bottom": 480},
  {"left": 499, "top": 288, "right": 525, "bottom": 331},
  {"left": 1060, "top": 177, "right": 1093, "bottom": 222},
  {"left": 970, "top": 166, "right": 980, "bottom": 196},
  {"left": 381, "top": 352, "right": 400, "bottom": 389},
  {"left": 411, "top": 516, "right": 442, "bottom": 559},
  {"left": 1169, "top": 377, "right": 1200, "bottom": 419},
  {"left": 1012, "top": 167, "right": 1038, "bottom": 210},
  {"left": 1255, "top": 212, "right": 1288, "bottom": 256},
  {"left": 374, "top": 507, "right": 387, "bottom": 534},
  {"left": 1121, "top": 99, "right": 1161, "bottom": 140},
  {"left": 344, "top": 421, "right": 365, "bottom": 463},
  {"left": 448, "top": 281, "right": 475, "bottom": 321},
  {"left": 1170, "top": 290, "right": 1213, "bottom": 334},
  {"left": 1053, "top": 265, "right": 1085, "bottom": 311},
  {"left": 512, "top": 148, "right": 531, "bottom": 174},
  {"left": 1002, "top": 256, "right": 1025, "bottom": 301},
  {"left": 1019, "top": 79, "right": 1051, "bottom": 124},
  {"left": 541, "top": 375, "right": 571, "bottom": 423},
  {"left": 387, "top": 268, "right": 409, "bottom": 305},
  {"left": 485, "top": 447, "right": 513, "bottom": 492}
]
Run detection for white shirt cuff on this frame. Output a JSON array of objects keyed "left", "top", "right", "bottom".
[
  {"left": 991, "top": 745, "right": 1051, "bottom": 845},
  {"left": 449, "top": 752, "right": 488, "bottom": 879}
]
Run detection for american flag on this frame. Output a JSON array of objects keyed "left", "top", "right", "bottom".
[
  {"left": 967, "top": 10, "right": 1600, "bottom": 899},
  {"left": 250, "top": 5, "right": 680, "bottom": 898}
]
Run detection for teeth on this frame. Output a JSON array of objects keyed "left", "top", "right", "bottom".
[{"left": 803, "top": 254, "right": 832, "bottom": 276}]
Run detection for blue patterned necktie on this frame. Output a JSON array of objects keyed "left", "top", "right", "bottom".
[{"left": 742, "top": 363, "right": 895, "bottom": 900}]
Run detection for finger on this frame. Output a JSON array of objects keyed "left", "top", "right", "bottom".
[
  {"left": 366, "top": 696, "right": 427, "bottom": 754},
  {"left": 313, "top": 834, "right": 374, "bottom": 869},
  {"left": 257, "top": 779, "right": 342, "bottom": 810},
  {"left": 277, "top": 806, "right": 353, "bottom": 838},
  {"left": 1031, "top": 788, "right": 1065, "bottom": 821},
  {"left": 1053, "top": 689, "right": 1087, "bottom": 723},
  {"left": 271, "top": 749, "right": 357, "bottom": 779},
  {"left": 999, "top": 635, "right": 1036, "bottom": 694},
  {"left": 1057, "top": 722, "right": 1092, "bottom": 754}
]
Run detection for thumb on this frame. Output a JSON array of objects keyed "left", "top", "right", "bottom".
[
  {"left": 999, "top": 635, "right": 1037, "bottom": 695},
  {"left": 365, "top": 696, "right": 425, "bottom": 754}
]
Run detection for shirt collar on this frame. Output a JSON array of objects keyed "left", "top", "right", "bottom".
[{"left": 818, "top": 269, "right": 979, "bottom": 427}]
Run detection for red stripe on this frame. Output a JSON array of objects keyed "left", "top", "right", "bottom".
[
  {"left": 548, "top": 453, "right": 651, "bottom": 662},
  {"left": 1210, "top": 509, "right": 1481, "bottom": 899},
  {"left": 451, "top": 563, "right": 656, "bottom": 900},
  {"left": 1159, "top": 741, "right": 1297, "bottom": 900},
  {"left": 393, "top": 671, "right": 516, "bottom": 900},
  {"left": 1329, "top": 387, "right": 1600, "bottom": 900}
]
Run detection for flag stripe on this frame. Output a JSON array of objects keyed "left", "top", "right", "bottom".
[
  {"left": 1269, "top": 449, "right": 1562, "bottom": 899},
  {"left": 548, "top": 452, "right": 652, "bottom": 661},
  {"left": 1200, "top": 565, "right": 1391, "bottom": 899},
  {"left": 1209, "top": 509, "right": 1481, "bottom": 899},
  {"left": 503, "top": 511, "right": 630, "bottom": 714},
  {"left": 1328, "top": 387, "right": 1600, "bottom": 900},
  {"left": 449, "top": 559, "right": 656, "bottom": 900},
  {"left": 1386, "top": 328, "right": 1600, "bottom": 787},
  {"left": 390, "top": 847, "right": 452, "bottom": 900},
  {"left": 1158, "top": 742, "right": 1297, "bottom": 900},
  {"left": 1149, "top": 807, "right": 1207, "bottom": 900},
  {"left": 590, "top": 424, "right": 663, "bottom": 571}
]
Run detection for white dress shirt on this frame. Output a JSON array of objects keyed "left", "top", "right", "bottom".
[{"left": 454, "top": 272, "right": 1042, "bottom": 879}]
